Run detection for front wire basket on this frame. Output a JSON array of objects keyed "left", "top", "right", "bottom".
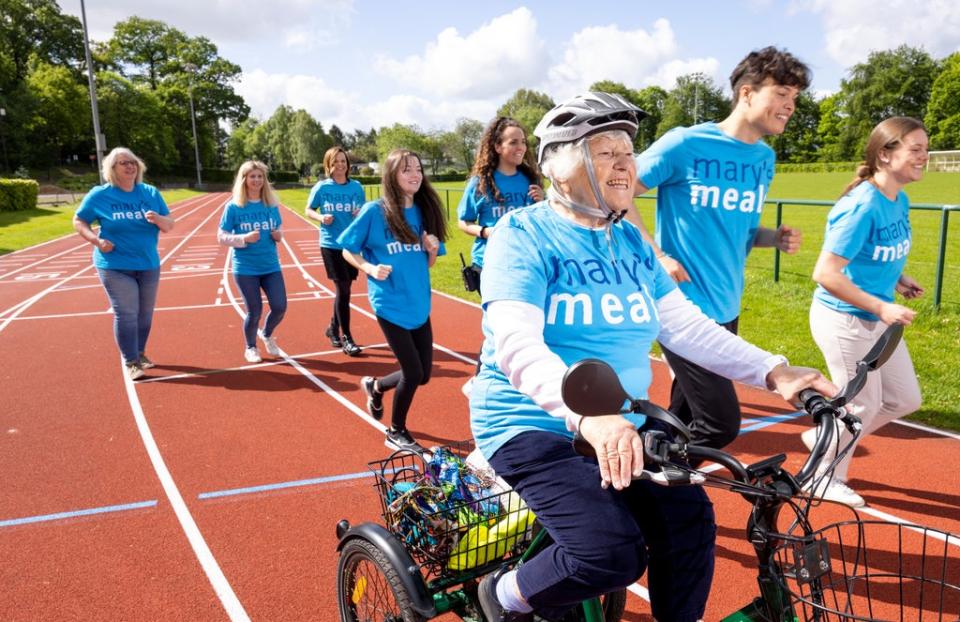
[
  {"left": 775, "top": 519, "right": 960, "bottom": 621},
  {"left": 368, "top": 441, "right": 536, "bottom": 579}
]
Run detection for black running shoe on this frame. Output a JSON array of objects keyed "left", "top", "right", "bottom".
[
  {"left": 384, "top": 427, "right": 421, "bottom": 452},
  {"left": 360, "top": 376, "right": 383, "bottom": 420},
  {"left": 325, "top": 326, "right": 342, "bottom": 348},
  {"left": 341, "top": 335, "right": 361, "bottom": 357}
]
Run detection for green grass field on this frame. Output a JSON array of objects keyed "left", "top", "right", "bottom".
[
  {"left": 0, "top": 189, "right": 204, "bottom": 255},
  {"left": 1, "top": 178, "right": 954, "bottom": 428}
]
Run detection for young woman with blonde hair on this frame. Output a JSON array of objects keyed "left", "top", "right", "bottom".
[{"left": 218, "top": 160, "right": 287, "bottom": 363}]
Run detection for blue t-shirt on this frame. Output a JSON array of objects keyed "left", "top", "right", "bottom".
[
  {"left": 75, "top": 183, "right": 170, "bottom": 271},
  {"left": 814, "top": 182, "right": 912, "bottom": 321},
  {"left": 306, "top": 178, "right": 365, "bottom": 250},
  {"left": 457, "top": 171, "right": 535, "bottom": 267},
  {"left": 218, "top": 201, "right": 283, "bottom": 276},
  {"left": 470, "top": 202, "right": 677, "bottom": 459},
  {"left": 337, "top": 200, "right": 447, "bottom": 330},
  {"left": 636, "top": 122, "right": 775, "bottom": 323}
]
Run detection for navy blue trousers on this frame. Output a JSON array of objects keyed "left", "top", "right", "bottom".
[{"left": 489, "top": 430, "right": 715, "bottom": 622}]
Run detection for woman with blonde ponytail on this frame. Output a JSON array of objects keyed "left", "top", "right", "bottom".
[{"left": 805, "top": 117, "right": 928, "bottom": 507}]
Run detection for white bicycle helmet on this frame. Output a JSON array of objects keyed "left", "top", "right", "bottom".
[
  {"left": 535, "top": 92, "right": 646, "bottom": 227},
  {"left": 534, "top": 91, "right": 646, "bottom": 163}
]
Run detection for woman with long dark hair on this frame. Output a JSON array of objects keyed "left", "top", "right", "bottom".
[{"left": 339, "top": 149, "right": 448, "bottom": 450}]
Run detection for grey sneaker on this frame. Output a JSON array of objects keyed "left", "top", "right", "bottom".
[
  {"left": 126, "top": 362, "right": 145, "bottom": 381},
  {"left": 244, "top": 347, "right": 262, "bottom": 364},
  {"left": 259, "top": 330, "right": 280, "bottom": 356},
  {"left": 138, "top": 354, "right": 155, "bottom": 369},
  {"left": 478, "top": 571, "right": 533, "bottom": 622},
  {"left": 384, "top": 428, "right": 421, "bottom": 452},
  {"left": 361, "top": 376, "right": 384, "bottom": 420}
]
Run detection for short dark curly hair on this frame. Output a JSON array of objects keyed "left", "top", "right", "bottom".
[{"left": 729, "top": 46, "right": 811, "bottom": 103}]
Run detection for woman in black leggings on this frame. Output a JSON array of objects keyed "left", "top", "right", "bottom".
[{"left": 338, "top": 149, "right": 448, "bottom": 450}]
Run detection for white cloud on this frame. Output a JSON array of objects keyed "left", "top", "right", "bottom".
[
  {"left": 796, "top": 0, "right": 960, "bottom": 64},
  {"left": 363, "top": 95, "right": 496, "bottom": 132},
  {"left": 59, "top": 0, "right": 354, "bottom": 48},
  {"left": 373, "top": 8, "right": 549, "bottom": 99},
  {"left": 545, "top": 19, "right": 721, "bottom": 99},
  {"left": 237, "top": 69, "right": 362, "bottom": 129}
]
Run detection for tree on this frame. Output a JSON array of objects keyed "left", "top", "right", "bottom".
[
  {"left": 349, "top": 128, "right": 378, "bottom": 165},
  {"left": 925, "top": 52, "right": 960, "bottom": 150},
  {"left": 657, "top": 73, "right": 729, "bottom": 138},
  {"left": 288, "top": 109, "right": 332, "bottom": 176},
  {"left": 833, "top": 46, "right": 940, "bottom": 159},
  {"left": 441, "top": 118, "right": 483, "bottom": 170},
  {"left": 0, "top": 0, "right": 83, "bottom": 85},
  {"left": 103, "top": 17, "right": 186, "bottom": 90},
  {"left": 226, "top": 118, "right": 258, "bottom": 168},
  {"left": 24, "top": 63, "right": 89, "bottom": 168},
  {"left": 634, "top": 86, "right": 668, "bottom": 152},
  {"left": 816, "top": 93, "right": 845, "bottom": 162},
  {"left": 96, "top": 71, "right": 177, "bottom": 171},
  {"left": 769, "top": 91, "right": 821, "bottom": 162},
  {"left": 329, "top": 124, "right": 348, "bottom": 149},
  {"left": 375, "top": 123, "right": 427, "bottom": 163},
  {"left": 496, "top": 88, "right": 555, "bottom": 138}
]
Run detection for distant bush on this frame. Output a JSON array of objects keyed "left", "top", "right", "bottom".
[
  {"left": 0, "top": 179, "right": 39, "bottom": 211},
  {"left": 777, "top": 162, "right": 859, "bottom": 173}
]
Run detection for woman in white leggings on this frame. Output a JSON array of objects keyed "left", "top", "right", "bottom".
[{"left": 807, "top": 116, "right": 927, "bottom": 508}]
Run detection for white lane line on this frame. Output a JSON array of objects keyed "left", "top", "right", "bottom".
[
  {"left": 121, "top": 193, "right": 250, "bottom": 620},
  {"left": 858, "top": 506, "right": 960, "bottom": 549},
  {"left": 122, "top": 361, "right": 250, "bottom": 621},
  {"left": 219, "top": 245, "right": 387, "bottom": 432},
  {"left": 0, "top": 241, "right": 89, "bottom": 281}
]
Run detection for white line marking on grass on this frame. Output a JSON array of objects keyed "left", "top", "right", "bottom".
[{"left": 122, "top": 361, "right": 250, "bottom": 621}]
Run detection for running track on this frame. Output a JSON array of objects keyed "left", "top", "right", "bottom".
[{"left": 1, "top": 193, "right": 957, "bottom": 621}]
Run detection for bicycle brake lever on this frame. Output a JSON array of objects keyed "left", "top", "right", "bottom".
[
  {"left": 636, "top": 465, "right": 706, "bottom": 486},
  {"left": 838, "top": 407, "right": 862, "bottom": 434}
]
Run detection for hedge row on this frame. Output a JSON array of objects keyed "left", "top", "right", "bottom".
[
  {"left": 776, "top": 161, "right": 859, "bottom": 173},
  {"left": 0, "top": 179, "right": 39, "bottom": 212}
]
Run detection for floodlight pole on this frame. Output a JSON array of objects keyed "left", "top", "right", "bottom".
[
  {"left": 185, "top": 63, "right": 203, "bottom": 188},
  {"left": 80, "top": 0, "right": 105, "bottom": 182}
]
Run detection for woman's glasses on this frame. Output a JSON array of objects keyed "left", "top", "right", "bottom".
[{"left": 116, "top": 160, "right": 138, "bottom": 168}]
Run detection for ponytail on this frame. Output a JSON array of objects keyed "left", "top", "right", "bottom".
[{"left": 840, "top": 163, "right": 873, "bottom": 198}]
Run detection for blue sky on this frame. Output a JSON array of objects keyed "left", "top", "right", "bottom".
[{"left": 60, "top": 0, "right": 960, "bottom": 133}]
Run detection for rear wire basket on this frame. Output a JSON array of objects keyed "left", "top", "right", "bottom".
[
  {"left": 775, "top": 519, "right": 960, "bottom": 621},
  {"left": 369, "top": 440, "right": 536, "bottom": 579}
]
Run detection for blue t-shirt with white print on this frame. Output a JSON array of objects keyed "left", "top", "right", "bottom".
[
  {"left": 337, "top": 200, "right": 447, "bottom": 330},
  {"left": 75, "top": 183, "right": 170, "bottom": 271},
  {"left": 306, "top": 178, "right": 365, "bottom": 250},
  {"left": 636, "top": 122, "right": 775, "bottom": 323},
  {"left": 814, "top": 182, "right": 912, "bottom": 321},
  {"left": 470, "top": 202, "right": 677, "bottom": 460},
  {"left": 457, "top": 171, "right": 535, "bottom": 267},
  {"left": 218, "top": 201, "right": 283, "bottom": 276}
]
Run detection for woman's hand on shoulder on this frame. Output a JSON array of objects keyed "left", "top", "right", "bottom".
[
  {"left": 578, "top": 415, "right": 644, "bottom": 491},
  {"left": 765, "top": 364, "right": 837, "bottom": 405}
]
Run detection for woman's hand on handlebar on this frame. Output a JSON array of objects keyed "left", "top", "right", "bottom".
[
  {"left": 578, "top": 415, "right": 645, "bottom": 491},
  {"left": 765, "top": 364, "right": 838, "bottom": 405}
]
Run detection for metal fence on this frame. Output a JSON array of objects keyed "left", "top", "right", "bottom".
[{"left": 360, "top": 184, "right": 956, "bottom": 312}]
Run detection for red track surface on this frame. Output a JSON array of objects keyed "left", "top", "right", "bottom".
[{"left": 1, "top": 193, "right": 957, "bottom": 621}]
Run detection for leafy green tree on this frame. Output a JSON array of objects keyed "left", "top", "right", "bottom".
[
  {"left": 96, "top": 71, "right": 177, "bottom": 171},
  {"left": 0, "top": 0, "right": 83, "bottom": 85},
  {"left": 833, "top": 46, "right": 939, "bottom": 158},
  {"left": 496, "top": 88, "right": 555, "bottom": 138},
  {"left": 349, "top": 128, "right": 378, "bottom": 165},
  {"left": 441, "top": 118, "right": 483, "bottom": 170},
  {"left": 375, "top": 123, "right": 427, "bottom": 162},
  {"left": 656, "top": 73, "right": 729, "bottom": 138},
  {"left": 24, "top": 62, "right": 88, "bottom": 168},
  {"left": 288, "top": 109, "right": 332, "bottom": 176},
  {"left": 634, "top": 86, "right": 668, "bottom": 151},
  {"left": 329, "top": 124, "right": 347, "bottom": 149},
  {"left": 103, "top": 17, "right": 186, "bottom": 90},
  {"left": 925, "top": 52, "right": 960, "bottom": 150},
  {"left": 420, "top": 132, "right": 447, "bottom": 176},
  {"left": 816, "top": 93, "right": 845, "bottom": 162},
  {"left": 226, "top": 118, "right": 258, "bottom": 168},
  {"left": 770, "top": 91, "right": 821, "bottom": 162}
]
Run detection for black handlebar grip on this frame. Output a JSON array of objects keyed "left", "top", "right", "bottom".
[{"left": 800, "top": 388, "right": 836, "bottom": 424}]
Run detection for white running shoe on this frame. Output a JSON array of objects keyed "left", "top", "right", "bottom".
[
  {"left": 126, "top": 362, "right": 145, "bottom": 381},
  {"left": 805, "top": 479, "right": 865, "bottom": 508},
  {"left": 244, "top": 347, "right": 262, "bottom": 363},
  {"left": 461, "top": 376, "right": 475, "bottom": 398},
  {"left": 259, "top": 330, "right": 280, "bottom": 356}
]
